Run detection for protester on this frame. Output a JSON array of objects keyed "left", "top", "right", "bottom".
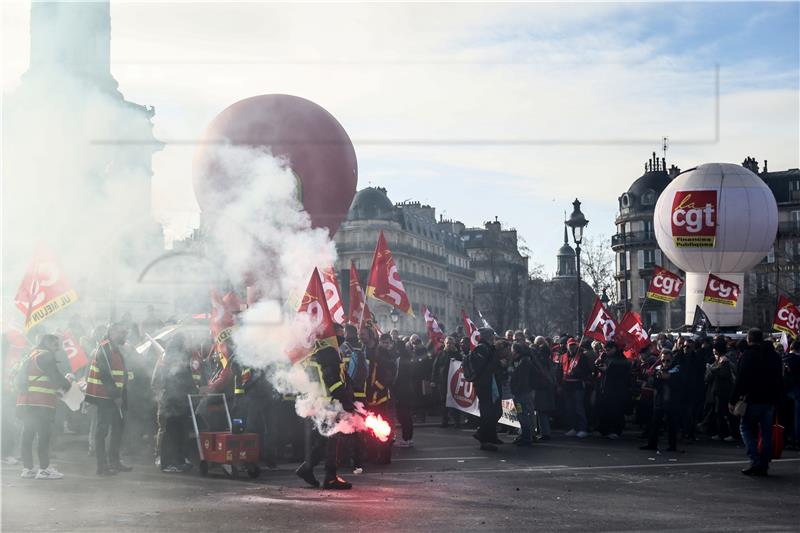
[
  {"left": 729, "top": 328, "right": 784, "bottom": 476},
  {"left": 16, "top": 334, "right": 73, "bottom": 479},
  {"left": 784, "top": 340, "right": 800, "bottom": 450},
  {"left": 431, "top": 336, "right": 462, "bottom": 428},
  {"left": 595, "top": 341, "right": 631, "bottom": 439},
  {"left": 509, "top": 342, "right": 535, "bottom": 447},
  {"left": 471, "top": 328, "right": 502, "bottom": 451},
  {"left": 531, "top": 336, "right": 556, "bottom": 440},
  {"left": 560, "top": 338, "right": 592, "bottom": 438},
  {"left": 84, "top": 323, "right": 133, "bottom": 476},
  {"left": 701, "top": 339, "right": 738, "bottom": 442},
  {"left": 641, "top": 349, "right": 683, "bottom": 452},
  {"left": 394, "top": 336, "right": 416, "bottom": 447}
]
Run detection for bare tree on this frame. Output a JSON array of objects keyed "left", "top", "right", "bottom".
[{"left": 580, "top": 235, "right": 618, "bottom": 304}]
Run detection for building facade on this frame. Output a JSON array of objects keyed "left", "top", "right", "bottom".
[
  {"left": 460, "top": 219, "right": 529, "bottom": 332},
  {"left": 334, "top": 187, "right": 475, "bottom": 333}
]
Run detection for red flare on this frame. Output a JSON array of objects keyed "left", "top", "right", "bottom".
[{"left": 364, "top": 412, "right": 391, "bottom": 442}]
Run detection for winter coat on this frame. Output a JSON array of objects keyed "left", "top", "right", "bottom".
[
  {"left": 509, "top": 352, "right": 534, "bottom": 398},
  {"left": 730, "top": 342, "right": 784, "bottom": 406}
]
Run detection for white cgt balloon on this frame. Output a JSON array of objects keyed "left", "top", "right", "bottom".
[{"left": 653, "top": 163, "right": 778, "bottom": 327}]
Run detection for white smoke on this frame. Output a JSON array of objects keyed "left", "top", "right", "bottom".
[{"left": 199, "top": 144, "right": 366, "bottom": 436}]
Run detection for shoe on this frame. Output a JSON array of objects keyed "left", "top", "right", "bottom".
[
  {"left": 295, "top": 463, "right": 320, "bottom": 488},
  {"left": 639, "top": 444, "right": 657, "bottom": 451},
  {"left": 35, "top": 466, "right": 64, "bottom": 480},
  {"left": 576, "top": 431, "right": 589, "bottom": 439},
  {"left": 20, "top": 468, "right": 37, "bottom": 479},
  {"left": 406, "top": 439, "right": 415, "bottom": 448},
  {"left": 111, "top": 463, "right": 132, "bottom": 472},
  {"left": 479, "top": 443, "right": 498, "bottom": 452},
  {"left": 221, "top": 464, "right": 233, "bottom": 476},
  {"left": 741, "top": 466, "right": 768, "bottom": 477},
  {"left": 162, "top": 466, "right": 181, "bottom": 473},
  {"left": 96, "top": 467, "right": 117, "bottom": 476},
  {"left": 353, "top": 467, "right": 363, "bottom": 475},
  {"left": 723, "top": 436, "right": 736, "bottom": 443},
  {"left": 323, "top": 476, "right": 352, "bottom": 490},
  {"left": 608, "top": 433, "right": 619, "bottom": 440},
  {"left": 565, "top": 429, "right": 577, "bottom": 437},
  {"left": 536, "top": 435, "right": 552, "bottom": 441},
  {"left": 3, "top": 456, "right": 19, "bottom": 465}
]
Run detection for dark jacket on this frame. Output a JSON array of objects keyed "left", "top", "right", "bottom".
[
  {"left": 651, "top": 361, "right": 683, "bottom": 410},
  {"left": 509, "top": 351, "right": 534, "bottom": 397},
  {"left": 431, "top": 347, "right": 460, "bottom": 389},
  {"left": 151, "top": 349, "right": 197, "bottom": 417},
  {"left": 471, "top": 340, "right": 497, "bottom": 396},
  {"left": 730, "top": 342, "right": 784, "bottom": 406},
  {"left": 599, "top": 355, "right": 631, "bottom": 401},
  {"left": 705, "top": 357, "right": 735, "bottom": 408}
]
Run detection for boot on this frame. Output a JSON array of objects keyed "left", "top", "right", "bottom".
[
  {"left": 323, "top": 475, "right": 352, "bottom": 490},
  {"left": 295, "top": 462, "right": 319, "bottom": 488}
]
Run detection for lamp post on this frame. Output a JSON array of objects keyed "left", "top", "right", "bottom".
[
  {"left": 600, "top": 286, "right": 610, "bottom": 308},
  {"left": 389, "top": 307, "right": 400, "bottom": 329},
  {"left": 566, "top": 199, "right": 589, "bottom": 336}
]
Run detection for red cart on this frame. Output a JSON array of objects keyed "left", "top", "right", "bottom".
[{"left": 188, "top": 393, "right": 261, "bottom": 479}]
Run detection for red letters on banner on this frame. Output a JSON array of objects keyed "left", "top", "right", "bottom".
[
  {"left": 422, "top": 305, "right": 445, "bottom": 351},
  {"left": 703, "top": 273, "right": 740, "bottom": 307},
  {"left": 320, "top": 267, "right": 346, "bottom": 325},
  {"left": 367, "top": 231, "right": 414, "bottom": 316},
  {"left": 773, "top": 295, "right": 800, "bottom": 338},
  {"left": 618, "top": 311, "right": 651, "bottom": 356},
  {"left": 646, "top": 267, "right": 684, "bottom": 302}
]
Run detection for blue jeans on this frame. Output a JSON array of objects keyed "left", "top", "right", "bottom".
[
  {"left": 740, "top": 403, "right": 774, "bottom": 469},
  {"left": 514, "top": 392, "right": 534, "bottom": 443},
  {"left": 563, "top": 384, "right": 587, "bottom": 432}
]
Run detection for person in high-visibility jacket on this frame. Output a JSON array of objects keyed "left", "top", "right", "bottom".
[
  {"left": 16, "top": 334, "right": 72, "bottom": 480},
  {"left": 84, "top": 323, "right": 133, "bottom": 475},
  {"left": 340, "top": 324, "right": 368, "bottom": 473},
  {"left": 295, "top": 345, "right": 355, "bottom": 490},
  {"left": 367, "top": 332, "right": 398, "bottom": 464}
]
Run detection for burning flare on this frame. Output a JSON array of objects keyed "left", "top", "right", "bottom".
[{"left": 363, "top": 413, "right": 391, "bottom": 442}]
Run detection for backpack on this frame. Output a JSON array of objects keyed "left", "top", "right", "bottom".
[{"left": 461, "top": 352, "right": 477, "bottom": 382}]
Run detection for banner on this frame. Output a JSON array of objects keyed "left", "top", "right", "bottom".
[
  {"left": 422, "top": 305, "right": 445, "bottom": 351},
  {"left": 670, "top": 190, "right": 717, "bottom": 248},
  {"left": 618, "top": 311, "right": 651, "bottom": 355},
  {"left": 773, "top": 295, "right": 800, "bottom": 338},
  {"left": 62, "top": 330, "right": 89, "bottom": 373},
  {"left": 320, "top": 266, "right": 346, "bottom": 325},
  {"left": 366, "top": 230, "right": 414, "bottom": 316},
  {"left": 287, "top": 268, "right": 340, "bottom": 365},
  {"left": 14, "top": 247, "right": 78, "bottom": 332},
  {"left": 646, "top": 267, "right": 684, "bottom": 302},
  {"left": 348, "top": 260, "right": 366, "bottom": 326},
  {"left": 583, "top": 297, "right": 618, "bottom": 343},
  {"left": 703, "top": 273, "right": 740, "bottom": 307},
  {"left": 445, "top": 360, "right": 519, "bottom": 428},
  {"left": 461, "top": 309, "right": 480, "bottom": 350}
]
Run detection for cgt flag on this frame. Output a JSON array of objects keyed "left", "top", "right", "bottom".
[
  {"left": 646, "top": 267, "right": 684, "bottom": 302},
  {"left": 461, "top": 309, "right": 480, "bottom": 350},
  {"left": 773, "top": 295, "right": 800, "bottom": 338},
  {"left": 583, "top": 297, "right": 619, "bottom": 343},
  {"left": 422, "top": 305, "right": 445, "bottom": 352},
  {"left": 62, "top": 330, "right": 89, "bottom": 373},
  {"left": 210, "top": 290, "right": 242, "bottom": 368},
  {"left": 618, "top": 311, "right": 651, "bottom": 356},
  {"left": 367, "top": 230, "right": 414, "bottom": 316},
  {"left": 703, "top": 273, "right": 740, "bottom": 307},
  {"left": 15, "top": 247, "right": 78, "bottom": 332},
  {"left": 348, "top": 260, "right": 366, "bottom": 326},
  {"left": 320, "top": 266, "right": 346, "bottom": 325},
  {"left": 288, "top": 268, "right": 340, "bottom": 365}
]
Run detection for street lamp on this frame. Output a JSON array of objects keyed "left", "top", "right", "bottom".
[
  {"left": 566, "top": 198, "right": 589, "bottom": 335},
  {"left": 389, "top": 307, "right": 400, "bottom": 327},
  {"left": 600, "top": 286, "right": 610, "bottom": 307}
]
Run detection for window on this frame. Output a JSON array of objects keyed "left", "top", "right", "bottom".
[
  {"left": 620, "top": 194, "right": 631, "bottom": 209},
  {"left": 767, "top": 246, "right": 775, "bottom": 264},
  {"left": 792, "top": 211, "right": 800, "bottom": 230},
  {"left": 644, "top": 220, "right": 654, "bottom": 236},
  {"left": 647, "top": 310, "right": 659, "bottom": 328},
  {"left": 655, "top": 249, "right": 662, "bottom": 266},
  {"left": 639, "top": 280, "right": 647, "bottom": 299},
  {"left": 625, "top": 251, "right": 631, "bottom": 271},
  {"left": 641, "top": 190, "right": 655, "bottom": 206},
  {"left": 626, "top": 279, "right": 632, "bottom": 299},
  {"left": 757, "top": 273, "right": 768, "bottom": 291}
]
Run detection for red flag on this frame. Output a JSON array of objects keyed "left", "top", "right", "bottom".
[
  {"left": 2, "top": 323, "right": 30, "bottom": 375},
  {"left": 646, "top": 267, "right": 684, "bottom": 302},
  {"left": 320, "top": 266, "right": 346, "bottom": 325},
  {"left": 461, "top": 309, "right": 480, "bottom": 350},
  {"left": 288, "top": 268, "right": 340, "bottom": 365},
  {"left": 367, "top": 231, "right": 414, "bottom": 316},
  {"left": 210, "top": 290, "right": 242, "bottom": 368},
  {"left": 583, "top": 297, "right": 619, "bottom": 343},
  {"left": 422, "top": 305, "right": 445, "bottom": 351},
  {"left": 14, "top": 247, "right": 78, "bottom": 332},
  {"left": 62, "top": 330, "right": 89, "bottom": 373},
  {"left": 773, "top": 295, "right": 800, "bottom": 338},
  {"left": 348, "top": 260, "right": 367, "bottom": 325},
  {"left": 618, "top": 311, "right": 651, "bottom": 357},
  {"left": 703, "top": 273, "right": 740, "bottom": 307}
]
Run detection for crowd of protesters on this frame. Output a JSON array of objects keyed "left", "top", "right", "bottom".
[{"left": 3, "top": 309, "right": 799, "bottom": 482}]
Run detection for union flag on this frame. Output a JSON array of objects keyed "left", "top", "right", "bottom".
[
  {"left": 288, "top": 268, "right": 340, "bottom": 365},
  {"left": 366, "top": 231, "right": 414, "bottom": 316}
]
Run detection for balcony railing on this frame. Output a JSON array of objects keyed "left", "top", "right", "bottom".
[{"left": 611, "top": 231, "right": 657, "bottom": 248}]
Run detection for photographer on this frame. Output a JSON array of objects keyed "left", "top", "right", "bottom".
[{"left": 640, "top": 349, "right": 683, "bottom": 452}]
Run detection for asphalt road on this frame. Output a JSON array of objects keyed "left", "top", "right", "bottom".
[{"left": 2, "top": 427, "right": 799, "bottom": 532}]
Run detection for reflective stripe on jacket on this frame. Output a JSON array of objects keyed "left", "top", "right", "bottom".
[
  {"left": 85, "top": 341, "right": 127, "bottom": 400},
  {"left": 16, "top": 350, "right": 59, "bottom": 409}
]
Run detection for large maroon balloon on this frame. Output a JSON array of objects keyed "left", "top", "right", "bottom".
[{"left": 192, "top": 94, "right": 358, "bottom": 236}]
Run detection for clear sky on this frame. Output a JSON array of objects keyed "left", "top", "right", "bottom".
[{"left": 3, "top": 1, "right": 798, "bottom": 275}]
